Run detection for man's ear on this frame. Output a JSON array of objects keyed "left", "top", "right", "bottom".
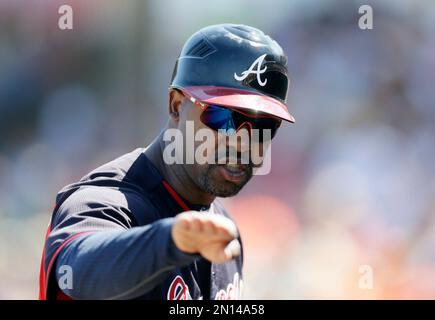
[{"left": 169, "top": 89, "right": 183, "bottom": 122}]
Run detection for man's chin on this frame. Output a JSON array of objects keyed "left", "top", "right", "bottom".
[
  {"left": 210, "top": 183, "right": 244, "bottom": 197},
  {"left": 205, "top": 170, "right": 251, "bottom": 197}
]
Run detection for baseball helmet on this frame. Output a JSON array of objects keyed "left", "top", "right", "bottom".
[{"left": 170, "top": 24, "right": 295, "bottom": 123}]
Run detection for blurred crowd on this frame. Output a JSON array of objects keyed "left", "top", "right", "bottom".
[{"left": 0, "top": 0, "right": 434, "bottom": 299}]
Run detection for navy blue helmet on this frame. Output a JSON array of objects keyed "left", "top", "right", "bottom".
[{"left": 170, "top": 24, "right": 295, "bottom": 123}]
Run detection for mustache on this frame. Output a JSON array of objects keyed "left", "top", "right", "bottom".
[{"left": 214, "top": 148, "right": 262, "bottom": 168}]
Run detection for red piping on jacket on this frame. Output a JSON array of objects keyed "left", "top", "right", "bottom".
[
  {"left": 161, "top": 180, "right": 190, "bottom": 212},
  {"left": 39, "top": 229, "right": 93, "bottom": 300}
]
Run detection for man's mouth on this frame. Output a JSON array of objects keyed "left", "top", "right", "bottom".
[{"left": 217, "top": 163, "right": 250, "bottom": 183}]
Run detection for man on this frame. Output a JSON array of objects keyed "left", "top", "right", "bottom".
[{"left": 39, "top": 23, "right": 295, "bottom": 300}]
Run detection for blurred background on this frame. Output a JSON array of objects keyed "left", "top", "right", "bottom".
[{"left": 1, "top": 0, "right": 435, "bottom": 299}]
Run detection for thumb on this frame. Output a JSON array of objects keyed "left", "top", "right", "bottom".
[{"left": 223, "top": 239, "right": 241, "bottom": 260}]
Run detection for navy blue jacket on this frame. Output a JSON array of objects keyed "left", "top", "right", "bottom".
[{"left": 39, "top": 148, "right": 243, "bottom": 300}]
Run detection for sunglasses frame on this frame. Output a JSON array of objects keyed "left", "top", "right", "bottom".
[{"left": 179, "top": 90, "right": 282, "bottom": 137}]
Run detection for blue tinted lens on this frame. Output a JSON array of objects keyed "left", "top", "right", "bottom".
[
  {"left": 200, "top": 104, "right": 281, "bottom": 140},
  {"left": 200, "top": 104, "right": 237, "bottom": 133}
]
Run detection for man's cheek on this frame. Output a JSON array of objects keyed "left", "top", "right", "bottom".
[
  {"left": 252, "top": 141, "right": 272, "bottom": 175},
  {"left": 193, "top": 132, "right": 218, "bottom": 165},
  {"left": 250, "top": 142, "right": 266, "bottom": 162}
]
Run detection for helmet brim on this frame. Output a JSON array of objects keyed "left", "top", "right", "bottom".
[{"left": 181, "top": 86, "right": 295, "bottom": 123}]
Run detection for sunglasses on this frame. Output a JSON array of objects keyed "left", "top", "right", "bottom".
[{"left": 181, "top": 91, "right": 282, "bottom": 142}]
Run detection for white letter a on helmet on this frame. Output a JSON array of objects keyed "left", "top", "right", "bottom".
[{"left": 234, "top": 54, "right": 268, "bottom": 86}]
